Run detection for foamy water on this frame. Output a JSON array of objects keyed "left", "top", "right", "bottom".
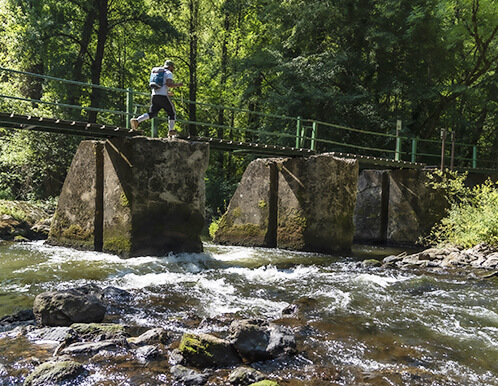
[{"left": 0, "top": 240, "right": 497, "bottom": 384}]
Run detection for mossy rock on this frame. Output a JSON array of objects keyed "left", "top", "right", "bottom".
[
  {"left": 103, "top": 236, "right": 132, "bottom": 256},
  {"left": 70, "top": 323, "right": 128, "bottom": 340},
  {"left": 24, "top": 360, "right": 86, "bottom": 386},
  {"left": 362, "top": 259, "right": 382, "bottom": 268},
  {"left": 178, "top": 333, "right": 241, "bottom": 368},
  {"left": 248, "top": 381, "right": 280, "bottom": 386}
]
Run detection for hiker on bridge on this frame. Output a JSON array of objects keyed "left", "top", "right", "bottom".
[{"left": 130, "top": 60, "right": 183, "bottom": 136}]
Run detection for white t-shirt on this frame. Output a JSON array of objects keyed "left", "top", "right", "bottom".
[{"left": 152, "top": 69, "right": 174, "bottom": 96}]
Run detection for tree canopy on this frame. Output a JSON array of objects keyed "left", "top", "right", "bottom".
[{"left": 0, "top": 0, "right": 496, "bottom": 208}]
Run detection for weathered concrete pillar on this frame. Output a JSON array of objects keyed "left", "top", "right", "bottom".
[
  {"left": 387, "top": 169, "right": 447, "bottom": 244},
  {"left": 215, "top": 154, "right": 359, "bottom": 253},
  {"left": 353, "top": 169, "right": 448, "bottom": 245},
  {"left": 278, "top": 155, "right": 358, "bottom": 252},
  {"left": 48, "top": 137, "right": 209, "bottom": 257},
  {"left": 47, "top": 141, "right": 104, "bottom": 251},
  {"left": 353, "top": 170, "right": 390, "bottom": 243},
  {"left": 213, "top": 158, "right": 279, "bottom": 247}
]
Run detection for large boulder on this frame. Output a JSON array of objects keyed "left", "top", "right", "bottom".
[
  {"left": 178, "top": 333, "right": 241, "bottom": 368},
  {"left": 228, "top": 319, "right": 296, "bottom": 363},
  {"left": 33, "top": 286, "right": 106, "bottom": 327},
  {"left": 215, "top": 154, "right": 358, "bottom": 253}
]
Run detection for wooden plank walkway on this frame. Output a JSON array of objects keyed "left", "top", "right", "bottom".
[
  {"left": 0, "top": 112, "right": 142, "bottom": 138},
  {"left": 0, "top": 112, "right": 426, "bottom": 168}
]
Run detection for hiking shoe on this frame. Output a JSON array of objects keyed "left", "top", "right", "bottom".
[
  {"left": 168, "top": 130, "right": 177, "bottom": 138},
  {"left": 130, "top": 118, "right": 139, "bottom": 130}
]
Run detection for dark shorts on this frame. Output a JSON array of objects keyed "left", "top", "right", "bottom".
[{"left": 148, "top": 94, "right": 176, "bottom": 120}]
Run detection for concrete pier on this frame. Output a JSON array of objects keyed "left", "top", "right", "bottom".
[
  {"left": 214, "top": 154, "right": 359, "bottom": 253},
  {"left": 48, "top": 137, "right": 209, "bottom": 257}
]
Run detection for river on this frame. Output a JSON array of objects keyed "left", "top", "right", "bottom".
[{"left": 0, "top": 240, "right": 497, "bottom": 385}]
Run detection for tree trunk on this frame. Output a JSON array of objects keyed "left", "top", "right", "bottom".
[
  {"left": 187, "top": 0, "right": 198, "bottom": 136},
  {"left": 88, "top": 0, "right": 109, "bottom": 123},
  {"left": 68, "top": 8, "right": 97, "bottom": 116}
]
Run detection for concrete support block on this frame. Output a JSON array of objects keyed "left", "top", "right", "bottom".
[
  {"left": 354, "top": 170, "right": 390, "bottom": 243},
  {"left": 48, "top": 141, "right": 104, "bottom": 251},
  {"left": 215, "top": 154, "right": 359, "bottom": 253},
  {"left": 278, "top": 155, "right": 358, "bottom": 252},
  {"left": 353, "top": 169, "right": 448, "bottom": 245},
  {"left": 48, "top": 137, "right": 209, "bottom": 257},
  {"left": 214, "top": 159, "right": 279, "bottom": 247},
  {"left": 387, "top": 169, "right": 447, "bottom": 245}
]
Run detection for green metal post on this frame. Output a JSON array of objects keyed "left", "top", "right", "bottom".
[
  {"left": 151, "top": 118, "right": 158, "bottom": 138},
  {"left": 300, "top": 122, "right": 306, "bottom": 148},
  {"left": 395, "top": 120, "right": 402, "bottom": 161},
  {"left": 296, "top": 117, "right": 302, "bottom": 148},
  {"left": 411, "top": 137, "right": 418, "bottom": 163},
  {"left": 440, "top": 128, "right": 447, "bottom": 172},
  {"left": 473, "top": 146, "right": 477, "bottom": 169},
  {"left": 311, "top": 121, "right": 317, "bottom": 151},
  {"left": 126, "top": 88, "right": 133, "bottom": 130}
]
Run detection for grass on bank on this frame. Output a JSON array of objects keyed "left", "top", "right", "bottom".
[{"left": 425, "top": 170, "right": 498, "bottom": 249}]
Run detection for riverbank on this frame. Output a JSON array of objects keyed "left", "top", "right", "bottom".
[
  {"left": 380, "top": 243, "right": 498, "bottom": 276},
  {"left": 0, "top": 199, "right": 52, "bottom": 241}
]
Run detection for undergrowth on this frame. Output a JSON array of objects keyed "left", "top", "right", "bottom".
[{"left": 424, "top": 170, "right": 498, "bottom": 248}]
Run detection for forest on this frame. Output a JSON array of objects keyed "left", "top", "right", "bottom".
[{"left": 0, "top": 0, "right": 496, "bottom": 218}]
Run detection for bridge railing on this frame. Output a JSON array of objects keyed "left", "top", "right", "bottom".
[{"left": 0, "top": 66, "right": 495, "bottom": 171}]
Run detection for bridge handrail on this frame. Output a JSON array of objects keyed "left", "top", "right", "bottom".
[
  {"left": 0, "top": 66, "right": 495, "bottom": 170},
  {"left": 0, "top": 93, "right": 126, "bottom": 115},
  {"left": 0, "top": 66, "right": 128, "bottom": 93}
]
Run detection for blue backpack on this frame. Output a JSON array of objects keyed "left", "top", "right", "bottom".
[{"left": 149, "top": 67, "right": 165, "bottom": 89}]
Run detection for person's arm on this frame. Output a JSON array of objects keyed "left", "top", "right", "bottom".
[{"left": 166, "top": 78, "right": 183, "bottom": 88}]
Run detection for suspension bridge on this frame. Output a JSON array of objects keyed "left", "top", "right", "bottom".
[{"left": 0, "top": 67, "right": 496, "bottom": 172}]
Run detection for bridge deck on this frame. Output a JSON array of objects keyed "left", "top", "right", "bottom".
[
  {"left": 0, "top": 112, "right": 142, "bottom": 138},
  {"left": 0, "top": 112, "right": 425, "bottom": 169}
]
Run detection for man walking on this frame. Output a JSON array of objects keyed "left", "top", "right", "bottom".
[{"left": 130, "top": 60, "right": 183, "bottom": 136}]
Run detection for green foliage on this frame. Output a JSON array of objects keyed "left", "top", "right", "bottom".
[
  {"left": 425, "top": 170, "right": 498, "bottom": 248},
  {"left": 208, "top": 217, "right": 220, "bottom": 240},
  {"left": 204, "top": 163, "right": 241, "bottom": 220},
  {"left": 0, "top": 0, "right": 497, "bottom": 201},
  {"left": 0, "top": 131, "right": 78, "bottom": 200},
  {"left": 0, "top": 203, "right": 26, "bottom": 221}
]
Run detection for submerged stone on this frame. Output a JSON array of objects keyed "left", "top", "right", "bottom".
[
  {"left": 228, "top": 366, "right": 266, "bottom": 385},
  {"left": 170, "top": 364, "right": 209, "bottom": 385},
  {"left": 60, "top": 340, "right": 122, "bottom": 355},
  {"left": 70, "top": 322, "right": 128, "bottom": 341},
  {"left": 127, "top": 327, "right": 170, "bottom": 346},
  {"left": 247, "top": 381, "right": 279, "bottom": 386}
]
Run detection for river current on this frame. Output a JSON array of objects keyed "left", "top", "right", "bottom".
[{"left": 0, "top": 240, "right": 497, "bottom": 385}]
